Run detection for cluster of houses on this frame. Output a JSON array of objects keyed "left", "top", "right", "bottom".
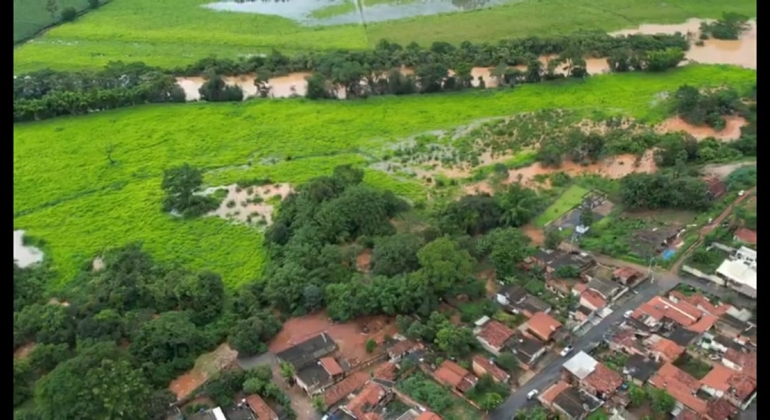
[
  {"left": 186, "top": 395, "right": 280, "bottom": 420},
  {"left": 533, "top": 288, "right": 756, "bottom": 420}
]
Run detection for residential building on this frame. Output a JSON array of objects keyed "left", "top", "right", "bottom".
[
  {"left": 703, "top": 177, "right": 727, "bottom": 200},
  {"left": 606, "top": 329, "right": 646, "bottom": 356},
  {"left": 531, "top": 249, "right": 595, "bottom": 277},
  {"left": 517, "top": 294, "right": 552, "bottom": 318},
  {"left": 507, "top": 333, "right": 547, "bottom": 367},
  {"left": 699, "top": 363, "right": 735, "bottom": 398},
  {"left": 320, "top": 357, "right": 345, "bottom": 379},
  {"left": 733, "top": 227, "right": 757, "bottom": 246},
  {"left": 538, "top": 380, "right": 571, "bottom": 408},
  {"left": 433, "top": 360, "right": 477, "bottom": 394},
  {"left": 414, "top": 412, "right": 441, "bottom": 420},
  {"left": 581, "top": 266, "right": 621, "bottom": 300},
  {"left": 665, "top": 327, "right": 700, "bottom": 348},
  {"left": 706, "top": 398, "right": 738, "bottom": 420},
  {"left": 613, "top": 267, "right": 642, "bottom": 286},
  {"left": 495, "top": 284, "right": 527, "bottom": 308},
  {"left": 631, "top": 227, "right": 681, "bottom": 256},
  {"left": 386, "top": 339, "right": 423, "bottom": 363},
  {"left": 552, "top": 387, "right": 604, "bottom": 420},
  {"left": 474, "top": 319, "right": 515, "bottom": 355},
  {"left": 622, "top": 354, "right": 660, "bottom": 386},
  {"left": 668, "top": 291, "right": 732, "bottom": 317},
  {"left": 573, "top": 305, "right": 594, "bottom": 323},
  {"left": 644, "top": 335, "right": 685, "bottom": 364},
  {"left": 341, "top": 381, "right": 391, "bottom": 420},
  {"left": 579, "top": 289, "right": 606, "bottom": 311},
  {"left": 721, "top": 348, "right": 757, "bottom": 379},
  {"left": 188, "top": 407, "right": 227, "bottom": 420},
  {"left": 223, "top": 405, "right": 257, "bottom": 420},
  {"left": 471, "top": 355, "right": 510, "bottom": 383},
  {"left": 648, "top": 363, "right": 708, "bottom": 416},
  {"left": 526, "top": 311, "right": 564, "bottom": 342},
  {"left": 245, "top": 395, "right": 278, "bottom": 420},
  {"left": 631, "top": 296, "right": 718, "bottom": 334},
  {"left": 373, "top": 362, "right": 397, "bottom": 382},
  {"left": 581, "top": 363, "right": 624, "bottom": 399},
  {"left": 323, "top": 372, "right": 370, "bottom": 408},
  {"left": 275, "top": 333, "right": 338, "bottom": 395},
  {"left": 715, "top": 258, "right": 756, "bottom": 298},
  {"left": 546, "top": 277, "right": 575, "bottom": 296},
  {"left": 714, "top": 313, "right": 751, "bottom": 338}
]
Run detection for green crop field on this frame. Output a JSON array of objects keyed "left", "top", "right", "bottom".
[
  {"left": 13, "top": 0, "right": 756, "bottom": 73},
  {"left": 536, "top": 184, "right": 590, "bottom": 227},
  {"left": 13, "top": 0, "right": 104, "bottom": 43},
  {"left": 13, "top": 65, "right": 755, "bottom": 290}
]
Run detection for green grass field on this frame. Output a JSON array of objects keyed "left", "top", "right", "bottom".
[
  {"left": 13, "top": 65, "right": 755, "bottom": 290},
  {"left": 13, "top": 0, "right": 104, "bottom": 43},
  {"left": 536, "top": 184, "right": 590, "bottom": 227},
  {"left": 13, "top": 0, "right": 756, "bottom": 73}
]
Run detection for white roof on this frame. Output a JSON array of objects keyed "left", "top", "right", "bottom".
[
  {"left": 716, "top": 259, "right": 756, "bottom": 290},
  {"left": 563, "top": 350, "right": 598, "bottom": 379},
  {"left": 475, "top": 316, "right": 491, "bottom": 326},
  {"left": 212, "top": 407, "right": 227, "bottom": 420},
  {"left": 735, "top": 246, "right": 756, "bottom": 262}
]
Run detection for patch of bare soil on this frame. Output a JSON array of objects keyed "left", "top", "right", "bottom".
[
  {"left": 14, "top": 342, "right": 36, "bottom": 360},
  {"left": 522, "top": 224, "right": 545, "bottom": 246},
  {"left": 356, "top": 249, "right": 372, "bottom": 272},
  {"left": 656, "top": 116, "right": 747, "bottom": 141},
  {"left": 269, "top": 312, "right": 397, "bottom": 366},
  {"left": 168, "top": 343, "right": 238, "bottom": 401},
  {"left": 47, "top": 298, "right": 70, "bottom": 307},
  {"left": 204, "top": 183, "right": 293, "bottom": 227}
]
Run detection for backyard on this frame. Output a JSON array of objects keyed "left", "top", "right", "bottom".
[{"left": 535, "top": 184, "right": 589, "bottom": 227}]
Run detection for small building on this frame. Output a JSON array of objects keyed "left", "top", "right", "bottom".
[
  {"left": 613, "top": 267, "right": 642, "bottom": 286},
  {"left": 414, "top": 412, "right": 442, "bottom": 420},
  {"left": 341, "top": 381, "right": 391, "bottom": 420},
  {"left": 606, "top": 329, "right": 646, "bottom": 357},
  {"left": 581, "top": 363, "right": 624, "bottom": 399},
  {"left": 386, "top": 340, "right": 423, "bottom": 363},
  {"left": 531, "top": 249, "right": 595, "bottom": 277},
  {"left": 665, "top": 327, "right": 700, "bottom": 348},
  {"left": 631, "top": 227, "right": 681, "bottom": 257},
  {"left": 516, "top": 294, "right": 552, "bottom": 318},
  {"left": 223, "top": 405, "right": 257, "bottom": 420},
  {"left": 715, "top": 313, "right": 751, "bottom": 338},
  {"left": 546, "top": 277, "right": 575, "bottom": 296},
  {"left": 495, "top": 284, "right": 527, "bottom": 308},
  {"left": 623, "top": 354, "right": 661, "bottom": 386},
  {"left": 188, "top": 407, "right": 227, "bottom": 420},
  {"left": 715, "top": 258, "right": 756, "bottom": 299},
  {"left": 538, "top": 380, "right": 571, "bottom": 408},
  {"left": 323, "top": 372, "right": 370, "bottom": 408},
  {"left": 644, "top": 335, "right": 685, "bottom": 364},
  {"left": 573, "top": 305, "right": 594, "bottom": 323},
  {"left": 471, "top": 355, "right": 510, "bottom": 383},
  {"left": 581, "top": 266, "right": 621, "bottom": 300},
  {"left": 526, "top": 311, "right": 564, "bottom": 343},
  {"left": 507, "top": 334, "right": 547, "bottom": 367},
  {"left": 733, "top": 227, "right": 757, "bottom": 246},
  {"left": 433, "top": 360, "right": 477, "bottom": 394},
  {"left": 648, "top": 363, "right": 708, "bottom": 417},
  {"left": 552, "top": 387, "right": 604, "bottom": 420},
  {"left": 563, "top": 351, "right": 597, "bottom": 383},
  {"left": 706, "top": 398, "right": 738, "bottom": 420},
  {"left": 699, "top": 363, "right": 735, "bottom": 398},
  {"left": 474, "top": 319, "right": 515, "bottom": 355},
  {"left": 245, "top": 395, "right": 278, "bottom": 420},
  {"left": 703, "top": 176, "right": 727, "bottom": 200},
  {"left": 579, "top": 289, "right": 606, "bottom": 312},
  {"left": 275, "top": 333, "right": 338, "bottom": 395},
  {"left": 721, "top": 348, "right": 756, "bottom": 378}
]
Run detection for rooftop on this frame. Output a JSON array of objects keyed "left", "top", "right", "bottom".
[
  {"left": 373, "top": 362, "right": 397, "bottom": 381},
  {"left": 708, "top": 398, "right": 737, "bottom": 420},
  {"left": 434, "top": 360, "right": 477, "bottom": 392},
  {"left": 613, "top": 266, "right": 640, "bottom": 281},
  {"left": 668, "top": 291, "right": 731, "bottom": 317},
  {"left": 553, "top": 387, "right": 602, "bottom": 419},
  {"left": 733, "top": 227, "right": 757, "bottom": 245},
  {"left": 387, "top": 340, "right": 423, "bottom": 358},
  {"left": 471, "top": 355, "right": 509, "bottom": 382},
  {"left": 700, "top": 363, "right": 733, "bottom": 393},
  {"left": 320, "top": 357, "right": 344, "bottom": 376},
  {"left": 727, "top": 372, "right": 757, "bottom": 401},
  {"left": 580, "top": 289, "right": 607, "bottom": 309},
  {"left": 476, "top": 320, "right": 515, "bottom": 349},
  {"left": 508, "top": 334, "right": 547, "bottom": 359},
  {"left": 223, "top": 405, "right": 256, "bottom": 420},
  {"left": 539, "top": 380, "right": 571, "bottom": 406},
  {"left": 723, "top": 348, "right": 757, "bottom": 378},
  {"left": 646, "top": 335, "right": 685, "bottom": 361},
  {"left": 632, "top": 296, "right": 701, "bottom": 328},
  {"left": 649, "top": 363, "right": 707, "bottom": 415},
  {"left": 295, "top": 363, "right": 331, "bottom": 389},
  {"left": 563, "top": 351, "right": 598, "bottom": 380},
  {"left": 527, "top": 311, "right": 563, "bottom": 341},
  {"left": 499, "top": 284, "right": 527, "bottom": 302},
  {"left": 666, "top": 327, "right": 700, "bottom": 347},
  {"left": 275, "top": 333, "right": 337, "bottom": 370},
  {"left": 716, "top": 259, "right": 756, "bottom": 290},
  {"left": 414, "top": 412, "right": 442, "bottom": 420},
  {"left": 718, "top": 313, "right": 751, "bottom": 333},
  {"left": 519, "top": 294, "right": 551, "bottom": 314},
  {"left": 534, "top": 249, "right": 592, "bottom": 270},
  {"left": 344, "top": 382, "right": 387, "bottom": 420},
  {"left": 323, "top": 371, "right": 369, "bottom": 407},
  {"left": 583, "top": 362, "right": 623, "bottom": 394},
  {"left": 623, "top": 354, "right": 660, "bottom": 383},
  {"left": 245, "top": 395, "right": 278, "bottom": 420}
]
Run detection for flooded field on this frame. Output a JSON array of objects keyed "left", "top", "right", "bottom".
[
  {"left": 14, "top": 230, "right": 44, "bottom": 268},
  {"left": 174, "top": 18, "right": 755, "bottom": 101},
  {"left": 202, "top": 183, "right": 293, "bottom": 227},
  {"left": 204, "top": 0, "right": 510, "bottom": 26},
  {"left": 656, "top": 115, "right": 747, "bottom": 141}
]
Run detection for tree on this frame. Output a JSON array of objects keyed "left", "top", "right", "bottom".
[
  {"left": 61, "top": 6, "right": 77, "bottom": 21},
  {"left": 76, "top": 308, "right": 123, "bottom": 343},
  {"left": 371, "top": 233, "right": 423, "bottom": 276},
  {"left": 643, "top": 48, "right": 685, "bottom": 72},
  {"left": 14, "top": 360, "right": 33, "bottom": 408},
  {"left": 544, "top": 229, "right": 561, "bottom": 250},
  {"left": 279, "top": 361, "right": 295, "bottom": 381},
  {"left": 174, "top": 271, "right": 225, "bottom": 325},
  {"left": 434, "top": 325, "right": 477, "bottom": 357},
  {"left": 35, "top": 343, "right": 153, "bottom": 420},
  {"left": 228, "top": 312, "right": 283, "bottom": 357},
  {"left": 480, "top": 392, "right": 503, "bottom": 411},
  {"left": 29, "top": 343, "right": 71, "bottom": 375},
  {"left": 45, "top": 0, "right": 58, "bottom": 19},
  {"left": 416, "top": 237, "right": 475, "bottom": 294},
  {"left": 496, "top": 184, "right": 546, "bottom": 227},
  {"left": 628, "top": 383, "right": 647, "bottom": 407},
  {"left": 161, "top": 164, "right": 218, "bottom": 217},
  {"left": 477, "top": 227, "right": 531, "bottom": 278},
  {"left": 365, "top": 338, "right": 377, "bottom": 353},
  {"left": 648, "top": 387, "right": 675, "bottom": 414},
  {"left": 312, "top": 395, "right": 327, "bottom": 413},
  {"left": 198, "top": 75, "right": 244, "bottom": 102},
  {"left": 495, "top": 353, "right": 520, "bottom": 373},
  {"left": 105, "top": 142, "right": 117, "bottom": 165},
  {"left": 306, "top": 73, "right": 332, "bottom": 99},
  {"left": 88, "top": 0, "right": 100, "bottom": 9}
]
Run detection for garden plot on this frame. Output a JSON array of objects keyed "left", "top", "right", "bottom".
[
  {"left": 202, "top": 183, "right": 293, "bottom": 227},
  {"left": 550, "top": 191, "right": 615, "bottom": 231},
  {"left": 536, "top": 185, "right": 590, "bottom": 227}
]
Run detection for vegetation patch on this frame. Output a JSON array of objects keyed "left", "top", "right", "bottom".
[{"left": 535, "top": 184, "right": 590, "bottom": 227}]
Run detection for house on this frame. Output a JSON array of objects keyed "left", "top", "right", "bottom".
[
  {"left": 721, "top": 348, "right": 756, "bottom": 378},
  {"left": 414, "top": 412, "right": 442, "bottom": 420},
  {"left": 562, "top": 351, "right": 597, "bottom": 383},
  {"left": 516, "top": 294, "right": 552, "bottom": 318},
  {"left": 699, "top": 332, "right": 744, "bottom": 353},
  {"left": 341, "top": 381, "right": 391, "bottom": 420},
  {"left": 631, "top": 296, "right": 718, "bottom": 334},
  {"left": 706, "top": 398, "right": 738, "bottom": 420},
  {"left": 613, "top": 267, "right": 642, "bottom": 286},
  {"left": 573, "top": 305, "right": 594, "bottom": 323},
  {"left": 538, "top": 380, "right": 571, "bottom": 408},
  {"left": 648, "top": 363, "right": 708, "bottom": 416},
  {"left": 245, "top": 395, "right": 278, "bottom": 420},
  {"left": 733, "top": 227, "right": 757, "bottom": 246},
  {"left": 724, "top": 372, "right": 757, "bottom": 410},
  {"left": 323, "top": 372, "right": 370, "bottom": 408},
  {"left": 320, "top": 357, "right": 345, "bottom": 379},
  {"left": 644, "top": 335, "right": 685, "bottom": 364},
  {"left": 373, "top": 362, "right": 398, "bottom": 382},
  {"left": 665, "top": 327, "right": 700, "bottom": 348},
  {"left": 526, "top": 311, "right": 563, "bottom": 342},
  {"left": 531, "top": 249, "right": 595, "bottom": 276},
  {"left": 507, "top": 333, "right": 548, "bottom": 367},
  {"left": 581, "top": 363, "right": 624, "bottom": 399},
  {"left": 623, "top": 354, "right": 661, "bottom": 386},
  {"left": 699, "top": 363, "right": 735, "bottom": 398},
  {"left": 546, "top": 277, "right": 575, "bottom": 296},
  {"left": 386, "top": 339, "right": 423, "bottom": 362},
  {"left": 581, "top": 266, "right": 621, "bottom": 300},
  {"left": 715, "top": 258, "right": 756, "bottom": 298},
  {"left": 703, "top": 176, "right": 727, "bottom": 200},
  {"left": 579, "top": 289, "right": 607, "bottom": 311},
  {"left": 471, "top": 355, "right": 510, "bottom": 383},
  {"left": 475, "top": 319, "right": 515, "bottom": 355},
  {"left": 715, "top": 313, "right": 751, "bottom": 338},
  {"left": 668, "top": 291, "right": 732, "bottom": 317},
  {"left": 606, "top": 329, "right": 646, "bottom": 356},
  {"left": 275, "top": 333, "right": 338, "bottom": 395},
  {"left": 495, "top": 284, "right": 527, "bottom": 308},
  {"left": 434, "top": 360, "right": 477, "bottom": 394},
  {"left": 189, "top": 407, "right": 228, "bottom": 420},
  {"left": 224, "top": 405, "right": 257, "bottom": 420},
  {"left": 552, "top": 387, "right": 604, "bottom": 420}
]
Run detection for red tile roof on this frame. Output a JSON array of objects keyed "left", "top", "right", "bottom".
[
  {"left": 675, "top": 409, "right": 701, "bottom": 420},
  {"left": 476, "top": 320, "right": 515, "bottom": 349},
  {"left": 633, "top": 296, "right": 702, "bottom": 327},
  {"left": 649, "top": 363, "right": 707, "bottom": 415},
  {"left": 373, "top": 362, "right": 397, "bottom": 381},
  {"left": 387, "top": 340, "right": 423, "bottom": 357},
  {"left": 723, "top": 348, "right": 757, "bottom": 379},
  {"left": 727, "top": 373, "right": 756, "bottom": 401},
  {"left": 580, "top": 289, "right": 607, "bottom": 310},
  {"left": 434, "top": 360, "right": 476, "bottom": 392},
  {"left": 583, "top": 362, "right": 623, "bottom": 394},
  {"left": 669, "top": 291, "right": 732, "bottom": 317},
  {"left": 707, "top": 398, "right": 737, "bottom": 420},
  {"left": 471, "top": 355, "right": 509, "bottom": 383},
  {"left": 649, "top": 336, "right": 685, "bottom": 362},
  {"left": 573, "top": 282, "right": 588, "bottom": 294},
  {"left": 539, "top": 380, "right": 570, "bottom": 406},
  {"left": 700, "top": 364, "right": 733, "bottom": 393},
  {"left": 323, "top": 371, "right": 369, "bottom": 407},
  {"left": 527, "top": 312, "right": 563, "bottom": 342},
  {"left": 415, "top": 412, "right": 442, "bottom": 420},
  {"left": 319, "top": 357, "right": 344, "bottom": 376},
  {"left": 344, "top": 382, "right": 386, "bottom": 420},
  {"left": 733, "top": 227, "right": 757, "bottom": 245},
  {"left": 246, "top": 394, "right": 278, "bottom": 420},
  {"left": 613, "top": 266, "right": 640, "bottom": 279}
]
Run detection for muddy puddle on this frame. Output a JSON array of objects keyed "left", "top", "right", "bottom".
[
  {"left": 656, "top": 115, "right": 747, "bottom": 141},
  {"left": 202, "top": 183, "right": 293, "bottom": 227},
  {"left": 14, "top": 230, "right": 44, "bottom": 268},
  {"left": 204, "top": 0, "right": 508, "bottom": 26}
]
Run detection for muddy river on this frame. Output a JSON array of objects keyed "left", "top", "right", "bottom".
[{"left": 176, "top": 19, "right": 755, "bottom": 101}]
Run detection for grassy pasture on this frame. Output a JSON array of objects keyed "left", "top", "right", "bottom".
[
  {"left": 13, "top": 65, "right": 755, "bottom": 290},
  {"left": 536, "top": 184, "right": 590, "bottom": 227},
  {"left": 13, "top": 0, "right": 102, "bottom": 43},
  {"left": 13, "top": 0, "right": 756, "bottom": 72}
]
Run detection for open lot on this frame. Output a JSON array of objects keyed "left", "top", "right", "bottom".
[
  {"left": 168, "top": 343, "right": 239, "bottom": 400},
  {"left": 536, "top": 185, "right": 590, "bottom": 227},
  {"left": 12, "top": 0, "right": 756, "bottom": 72},
  {"left": 13, "top": 66, "right": 755, "bottom": 290}
]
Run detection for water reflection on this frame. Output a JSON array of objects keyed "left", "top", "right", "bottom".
[{"left": 204, "top": 0, "right": 509, "bottom": 26}]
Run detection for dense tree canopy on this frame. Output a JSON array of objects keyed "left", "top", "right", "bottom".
[{"left": 619, "top": 172, "right": 711, "bottom": 211}]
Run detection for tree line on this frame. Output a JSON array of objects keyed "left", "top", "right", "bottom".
[{"left": 14, "top": 32, "right": 689, "bottom": 121}]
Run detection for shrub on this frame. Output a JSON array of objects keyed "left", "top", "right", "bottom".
[{"left": 61, "top": 7, "right": 77, "bottom": 22}]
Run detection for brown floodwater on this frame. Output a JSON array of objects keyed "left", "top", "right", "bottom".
[{"left": 656, "top": 115, "right": 747, "bottom": 141}]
